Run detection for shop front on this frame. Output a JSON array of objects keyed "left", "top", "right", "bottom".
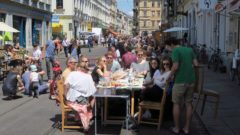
[
  {"left": 13, "top": 15, "right": 26, "bottom": 47},
  {"left": 32, "top": 19, "right": 42, "bottom": 46}
]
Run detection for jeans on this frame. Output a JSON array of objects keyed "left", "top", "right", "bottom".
[
  {"left": 63, "top": 46, "right": 68, "bottom": 57},
  {"left": 88, "top": 43, "right": 91, "bottom": 52},
  {"left": 45, "top": 57, "right": 55, "bottom": 80}
]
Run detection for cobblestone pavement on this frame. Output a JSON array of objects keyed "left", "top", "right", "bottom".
[{"left": 0, "top": 46, "right": 209, "bottom": 135}]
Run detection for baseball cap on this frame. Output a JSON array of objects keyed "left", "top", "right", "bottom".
[{"left": 30, "top": 64, "right": 37, "bottom": 72}]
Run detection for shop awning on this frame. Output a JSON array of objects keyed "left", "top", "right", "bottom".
[
  {"left": 52, "top": 23, "right": 62, "bottom": 33},
  {"left": 108, "top": 29, "right": 119, "bottom": 36}
]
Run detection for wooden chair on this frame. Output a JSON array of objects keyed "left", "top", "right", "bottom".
[
  {"left": 138, "top": 88, "right": 167, "bottom": 130},
  {"left": 56, "top": 80, "right": 81, "bottom": 132},
  {"left": 201, "top": 89, "right": 220, "bottom": 119},
  {"left": 194, "top": 65, "right": 220, "bottom": 119}
]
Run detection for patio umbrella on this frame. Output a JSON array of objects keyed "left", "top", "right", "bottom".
[
  {"left": 0, "top": 22, "right": 19, "bottom": 33},
  {"left": 163, "top": 27, "right": 189, "bottom": 32}
]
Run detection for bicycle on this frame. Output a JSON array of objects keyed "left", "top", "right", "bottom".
[
  {"left": 198, "top": 44, "right": 208, "bottom": 64},
  {"left": 207, "top": 48, "right": 223, "bottom": 72},
  {"left": 229, "top": 49, "right": 240, "bottom": 85}
]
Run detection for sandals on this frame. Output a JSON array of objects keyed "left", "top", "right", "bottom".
[
  {"left": 170, "top": 127, "right": 180, "bottom": 135},
  {"left": 181, "top": 129, "right": 190, "bottom": 135}
]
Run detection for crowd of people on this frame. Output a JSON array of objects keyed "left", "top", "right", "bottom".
[{"left": 1, "top": 34, "right": 198, "bottom": 134}]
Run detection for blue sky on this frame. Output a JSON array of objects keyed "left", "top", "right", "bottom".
[{"left": 117, "top": 0, "right": 133, "bottom": 16}]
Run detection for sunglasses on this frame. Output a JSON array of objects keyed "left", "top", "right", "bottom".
[
  {"left": 107, "top": 57, "right": 113, "bottom": 59},
  {"left": 137, "top": 54, "right": 143, "bottom": 57},
  {"left": 163, "top": 63, "right": 170, "bottom": 66},
  {"left": 82, "top": 61, "right": 88, "bottom": 63}
]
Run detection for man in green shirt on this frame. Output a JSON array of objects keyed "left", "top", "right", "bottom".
[{"left": 165, "top": 37, "right": 198, "bottom": 134}]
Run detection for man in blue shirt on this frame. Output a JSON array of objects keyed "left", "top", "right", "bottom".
[{"left": 43, "top": 38, "right": 61, "bottom": 80}]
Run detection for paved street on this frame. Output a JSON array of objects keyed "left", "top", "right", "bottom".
[{"left": 0, "top": 46, "right": 209, "bottom": 135}]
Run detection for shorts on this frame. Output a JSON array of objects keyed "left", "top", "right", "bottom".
[{"left": 172, "top": 83, "right": 194, "bottom": 104}]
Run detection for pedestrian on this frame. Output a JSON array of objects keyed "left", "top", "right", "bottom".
[
  {"left": 42, "top": 38, "right": 60, "bottom": 80},
  {"left": 29, "top": 64, "right": 40, "bottom": 98},
  {"left": 88, "top": 36, "right": 93, "bottom": 52},
  {"left": 165, "top": 37, "right": 198, "bottom": 135},
  {"left": 62, "top": 37, "right": 70, "bottom": 58},
  {"left": 101, "top": 36, "right": 105, "bottom": 47}
]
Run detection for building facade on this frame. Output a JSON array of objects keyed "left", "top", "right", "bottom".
[
  {"left": 133, "top": 0, "right": 162, "bottom": 36},
  {"left": 116, "top": 10, "right": 133, "bottom": 36},
  {"left": 0, "top": 0, "right": 52, "bottom": 49},
  {"left": 52, "top": 0, "right": 118, "bottom": 40}
]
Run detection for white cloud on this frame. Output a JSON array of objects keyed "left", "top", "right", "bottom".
[{"left": 128, "top": 11, "right": 133, "bottom": 16}]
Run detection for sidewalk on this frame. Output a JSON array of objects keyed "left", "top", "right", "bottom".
[{"left": 196, "top": 68, "right": 240, "bottom": 135}]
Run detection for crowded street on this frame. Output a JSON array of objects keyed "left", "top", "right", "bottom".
[{"left": 1, "top": 0, "right": 240, "bottom": 135}]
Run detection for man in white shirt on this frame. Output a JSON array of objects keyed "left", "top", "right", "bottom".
[{"left": 62, "top": 37, "right": 70, "bottom": 58}]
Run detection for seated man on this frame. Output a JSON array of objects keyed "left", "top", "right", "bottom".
[
  {"left": 65, "top": 66, "right": 96, "bottom": 132},
  {"left": 2, "top": 60, "right": 24, "bottom": 100},
  {"left": 105, "top": 51, "right": 121, "bottom": 72}
]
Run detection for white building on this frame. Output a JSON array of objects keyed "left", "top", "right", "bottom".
[
  {"left": 0, "top": 0, "right": 52, "bottom": 49},
  {"left": 52, "top": 0, "right": 117, "bottom": 40},
  {"left": 116, "top": 10, "right": 133, "bottom": 35}
]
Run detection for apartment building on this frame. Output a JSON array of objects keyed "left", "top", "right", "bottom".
[
  {"left": 133, "top": 0, "right": 162, "bottom": 35},
  {"left": 52, "top": 0, "right": 117, "bottom": 40},
  {"left": 116, "top": 10, "right": 133, "bottom": 35},
  {"left": 0, "top": 0, "right": 52, "bottom": 49}
]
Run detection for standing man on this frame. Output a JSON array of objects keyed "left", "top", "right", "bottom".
[
  {"left": 62, "top": 37, "right": 70, "bottom": 58},
  {"left": 165, "top": 37, "right": 198, "bottom": 134},
  {"left": 88, "top": 36, "right": 93, "bottom": 52},
  {"left": 43, "top": 38, "right": 60, "bottom": 81}
]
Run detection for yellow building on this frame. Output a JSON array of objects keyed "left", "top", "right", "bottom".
[{"left": 134, "top": 0, "right": 161, "bottom": 35}]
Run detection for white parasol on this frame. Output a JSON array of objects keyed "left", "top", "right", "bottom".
[
  {"left": 163, "top": 27, "right": 189, "bottom": 32},
  {"left": 0, "top": 22, "right": 19, "bottom": 33}
]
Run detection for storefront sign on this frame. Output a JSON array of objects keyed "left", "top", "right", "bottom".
[
  {"left": 87, "top": 22, "right": 92, "bottom": 32},
  {"left": 52, "top": 15, "right": 60, "bottom": 23},
  {"left": 215, "top": 3, "right": 225, "bottom": 13}
]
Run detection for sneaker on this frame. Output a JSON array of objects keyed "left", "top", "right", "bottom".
[
  {"left": 142, "top": 109, "right": 151, "bottom": 119},
  {"left": 49, "top": 95, "right": 57, "bottom": 100}
]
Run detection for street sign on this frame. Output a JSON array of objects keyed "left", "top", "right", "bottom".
[
  {"left": 52, "top": 15, "right": 60, "bottom": 23},
  {"left": 215, "top": 3, "right": 225, "bottom": 13}
]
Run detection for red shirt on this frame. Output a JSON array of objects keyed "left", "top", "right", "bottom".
[{"left": 122, "top": 52, "right": 137, "bottom": 69}]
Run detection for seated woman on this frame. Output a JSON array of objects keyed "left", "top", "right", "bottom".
[
  {"left": 144, "top": 57, "right": 160, "bottom": 85},
  {"left": 142, "top": 56, "right": 172, "bottom": 102},
  {"left": 65, "top": 67, "right": 96, "bottom": 132},
  {"left": 91, "top": 56, "right": 108, "bottom": 84},
  {"left": 130, "top": 49, "right": 149, "bottom": 77},
  {"left": 2, "top": 60, "right": 24, "bottom": 100},
  {"left": 141, "top": 56, "right": 173, "bottom": 120}
]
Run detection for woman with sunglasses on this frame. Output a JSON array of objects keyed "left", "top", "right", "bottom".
[
  {"left": 142, "top": 56, "right": 172, "bottom": 102},
  {"left": 91, "top": 56, "right": 108, "bottom": 84},
  {"left": 144, "top": 57, "right": 160, "bottom": 84}
]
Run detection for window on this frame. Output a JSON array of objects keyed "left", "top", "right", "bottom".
[
  {"left": 143, "top": 20, "right": 146, "bottom": 27},
  {"left": 144, "top": 10, "right": 147, "bottom": 16},
  {"left": 136, "top": 2, "right": 138, "bottom": 6},
  {"left": 152, "top": 1, "right": 155, "bottom": 7},
  {"left": 152, "top": 21, "right": 155, "bottom": 27},
  {"left": 158, "top": 11, "right": 160, "bottom": 16},
  {"left": 152, "top": 11, "right": 155, "bottom": 16},
  {"left": 144, "top": 1, "right": 147, "bottom": 7},
  {"left": 158, "top": 1, "right": 160, "bottom": 7},
  {"left": 56, "top": 0, "right": 63, "bottom": 9}
]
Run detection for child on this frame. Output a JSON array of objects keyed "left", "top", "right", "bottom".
[
  {"left": 29, "top": 64, "right": 39, "bottom": 98},
  {"left": 49, "top": 61, "right": 62, "bottom": 100}
]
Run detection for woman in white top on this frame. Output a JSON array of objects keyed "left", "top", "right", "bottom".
[{"left": 142, "top": 56, "right": 172, "bottom": 102}]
